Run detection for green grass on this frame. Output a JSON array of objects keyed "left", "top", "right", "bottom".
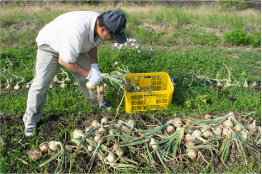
[{"left": 0, "top": 2, "right": 261, "bottom": 173}]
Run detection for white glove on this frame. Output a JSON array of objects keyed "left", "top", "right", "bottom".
[
  {"left": 86, "top": 68, "right": 103, "bottom": 87},
  {"left": 91, "top": 63, "right": 100, "bottom": 72}
]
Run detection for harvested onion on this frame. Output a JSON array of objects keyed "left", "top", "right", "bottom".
[
  {"left": 234, "top": 124, "right": 242, "bottom": 132},
  {"left": 91, "top": 120, "right": 100, "bottom": 128},
  {"left": 106, "top": 152, "right": 116, "bottom": 163},
  {"left": 204, "top": 114, "right": 212, "bottom": 120},
  {"left": 28, "top": 150, "right": 42, "bottom": 161},
  {"left": 101, "top": 117, "right": 108, "bottom": 125},
  {"left": 171, "top": 118, "right": 183, "bottom": 128},
  {"left": 150, "top": 138, "right": 159, "bottom": 150},
  {"left": 166, "top": 125, "right": 175, "bottom": 133},
  {"left": 192, "top": 130, "right": 207, "bottom": 143},
  {"left": 223, "top": 120, "right": 233, "bottom": 128},
  {"left": 72, "top": 129, "right": 84, "bottom": 139},
  {"left": 187, "top": 148, "right": 197, "bottom": 160},
  {"left": 39, "top": 142, "right": 49, "bottom": 153},
  {"left": 48, "top": 141, "right": 61, "bottom": 151}
]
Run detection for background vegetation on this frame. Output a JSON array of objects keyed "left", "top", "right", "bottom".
[{"left": 0, "top": 1, "right": 261, "bottom": 173}]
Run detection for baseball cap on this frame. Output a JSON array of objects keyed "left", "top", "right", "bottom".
[{"left": 104, "top": 10, "right": 127, "bottom": 44}]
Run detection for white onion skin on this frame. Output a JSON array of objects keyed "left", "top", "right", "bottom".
[
  {"left": 187, "top": 148, "right": 197, "bottom": 160},
  {"left": 166, "top": 125, "right": 175, "bottom": 133},
  {"left": 101, "top": 117, "right": 108, "bottom": 125},
  {"left": 234, "top": 125, "right": 242, "bottom": 132},
  {"left": 39, "top": 142, "right": 49, "bottom": 153},
  {"left": 92, "top": 120, "right": 100, "bottom": 128},
  {"left": 223, "top": 120, "right": 233, "bottom": 128},
  {"left": 204, "top": 114, "right": 211, "bottom": 120},
  {"left": 172, "top": 118, "right": 183, "bottom": 128},
  {"left": 28, "top": 150, "right": 42, "bottom": 161},
  {"left": 213, "top": 126, "right": 222, "bottom": 136},
  {"left": 185, "top": 134, "right": 195, "bottom": 142},
  {"left": 48, "top": 141, "right": 61, "bottom": 151},
  {"left": 106, "top": 152, "right": 116, "bottom": 163}
]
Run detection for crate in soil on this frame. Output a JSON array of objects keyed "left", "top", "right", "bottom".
[{"left": 124, "top": 72, "right": 174, "bottom": 113}]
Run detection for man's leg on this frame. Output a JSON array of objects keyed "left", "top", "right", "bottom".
[
  {"left": 70, "top": 52, "right": 111, "bottom": 109},
  {"left": 23, "top": 45, "right": 61, "bottom": 136}
]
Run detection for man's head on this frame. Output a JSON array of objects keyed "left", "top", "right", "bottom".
[{"left": 96, "top": 10, "right": 127, "bottom": 44}]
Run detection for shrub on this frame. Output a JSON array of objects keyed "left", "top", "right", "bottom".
[
  {"left": 219, "top": 0, "right": 247, "bottom": 11},
  {"left": 223, "top": 29, "right": 261, "bottom": 47}
]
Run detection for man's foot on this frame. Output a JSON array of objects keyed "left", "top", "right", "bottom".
[
  {"left": 24, "top": 122, "right": 37, "bottom": 137},
  {"left": 99, "top": 101, "right": 112, "bottom": 110}
]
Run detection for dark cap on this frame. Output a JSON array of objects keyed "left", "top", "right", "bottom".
[{"left": 104, "top": 10, "right": 127, "bottom": 44}]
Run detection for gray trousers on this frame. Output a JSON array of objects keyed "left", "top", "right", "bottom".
[{"left": 23, "top": 44, "right": 98, "bottom": 124}]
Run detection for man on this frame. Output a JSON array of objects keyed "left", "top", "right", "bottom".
[{"left": 23, "top": 10, "right": 127, "bottom": 136}]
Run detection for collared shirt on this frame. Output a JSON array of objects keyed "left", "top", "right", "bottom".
[{"left": 36, "top": 11, "right": 102, "bottom": 63}]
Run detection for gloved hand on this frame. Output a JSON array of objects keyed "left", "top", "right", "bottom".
[
  {"left": 86, "top": 68, "right": 103, "bottom": 89},
  {"left": 91, "top": 63, "right": 100, "bottom": 72}
]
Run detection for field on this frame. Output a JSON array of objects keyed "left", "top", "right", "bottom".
[{"left": 0, "top": 1, "right": 261, "bottom": 173}]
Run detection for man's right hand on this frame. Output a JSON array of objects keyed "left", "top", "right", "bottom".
[{"left": 86, "top": 68, "right": 103, "bottom": 87}]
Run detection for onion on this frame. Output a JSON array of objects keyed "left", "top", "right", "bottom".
[
  {"left": 85, "top": 126, "right": 91, "bottom": 133},
  {"left": 72, "top": 129, "right": 84, "bottom": 139},
  {"left": 204, "top": 114, "right": 212, "bottom": 120},
  {"left": 185, "top": 134, "right": 195, "bottom": 142},
  {"left": 202, "top": 130, "right": 213, "bottom": 138},
  {"left": 53, "top": 76, "right": 58, "bottom": 83},
  {"left": 176, "top": 127, "right": 183, "bottom": 131},
  {"left": 14, "top": 84, "right": 20, "bottom": 90},
  {"left": 59, "top": 83, "right": 67, "bottom": 88},
  {"left": 240, "top": 131, "right": 248, "bottom": 140},
  {"left": 94, "top": 134, "right": 102, "bottom": 143},
  {"left": 171, "top": 118, "right": 183, "bottom": 128},
  {"left": 49, "top": 84, "right": 53, "bottom": 88},
  {"left": 88, "top": 145, "right": 94, "bottom": 152},
  {"left": 185, "top": 141, "right": 195, "bottom": 149},
  {"left": 187, "top": 148, "right": 197, "bottom": 160},
  {"left": 6, "top": 84, "right": 11, "bottom": 89},
  {"left": 233, "top": 124, "right": 242, "bottom": 132},
  {"left": 91, "top": 120, "right": 100, "bottom": 128},
  {"left": 243, "top": 79, "right": 248, "bottom": 88},
  {"left": 166, "top": 125, "right": 175, "bottom": 133},
  {"left": 121, "top": 125, "right": 130, "bottom": 133},
  {"left": 223, "top": 120, "right": 233, "bottom": 128},
  {"left": 192, "top": 130, "right": 207, "bottom": 143},
  {"left": 213, "top": 126, "right": 222, "bottom": 136},
  {"left": 113, "top": 144, "right": 124, "bottom": 157},
  {"left": 48, "top": 141, "right": 62, "bottom": 151},
  {"left": 101, "top": 117, "right": 108, "bottom": 125},
  {"left": 28, "top": 150, "right": 42, "bottom": 161},
  {"left": 65, "top": 77, "right": 71, "bottom": 82},
  {"left": 26, "top": 83, "right": 30, "bottom": 89},
  {"left": 39, "top": 142, "right": 49, "bottom": 153},
  {"left": 127, "top": 119, "right": 136, "bottom": 129},
  {"left": 149, "top": 138, "right": 159, "bottom": 150},
  {"left": 86, "top": 81, "right": 95, "bottom": 89},
  {"left": 97, "top": 127, "right": 106, "bottom": 134},
  {"left": 222, "top": 127, "right": 231, "bottom": 136},
  {"left": 106, "top": 152, "right": 116, "bottom": 163},
  {"left": 247, "top": 120, "right": 257, "bottom": 132}
]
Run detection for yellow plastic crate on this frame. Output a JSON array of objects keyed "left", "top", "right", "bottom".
[{"left": 124, "top": 72, "right": 174, "bottom": 113}]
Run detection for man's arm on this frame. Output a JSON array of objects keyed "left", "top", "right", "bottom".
[
  {"left": 58, "top": 58, "right": 89, "bottom": 78},
  {"left": 88, "top": 46, "right": 98, "bottom": 64}
]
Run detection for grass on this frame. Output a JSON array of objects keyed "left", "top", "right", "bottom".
[{"left": 0, "top": 1, "right": 261, "bottom": 173}]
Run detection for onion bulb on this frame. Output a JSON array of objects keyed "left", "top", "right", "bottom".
[
  {"left": 192, "top": 130, "right": 207, "bottom": 143},
  {"left": 72, "top": 129, "right": 84, "bottom": 139},
  {"left": 26, "top": 83, "right": 30, "bottom": 89},
  {"left": 149, "top": 138, "right": 159, "bottom": 150},
  {"left": 222, "top": 127, "right": 231, "bottom": 136},
  {"left": 187, "top": 148, "right": 197, "bottom": 160},
  {"left": 113, "top": 144, "right": 124, "bottom": 157},
  {"left": 171, "top": 118, "right": 183, "bottom": 128},
  {"left": 257, "top": 126, "right": 261, "bottom": 134},
  {"left": 223, "top": 120, "right": 233, "bottom": 128},
  {"left": 88, "top": 145, "right": 94, "bottom": 152},
  {"left": 233, "top": 124, "right": 242, "bottom": 132},
  {"left": 202, "top": 130, "right": 213, "bottom": 138},
  {"left": 185, "top": 141, "right": 195, "bottom": 149},
  {"left": 94, "top": 134, "right": 105, "bottom": 144},
  {"left": 101, "top": 117, "right": 108, "bottom": 125},
  {"left": 28, "top": 150, "right": 42, "bottom": 161},
  {"left": 127, "top": 119, "right": 136, "bottom": 129},
  {"left": 204, "top": 114, "right": 212, "bottom": 120},
  {"left": 166, "top": 125, "right": 175, "bottom": 134},
  {"left": 106, "top": 152, "right": 116, "bottom": 163},
  {"left": 65, "top": 77, "right": 71, "bottom": 82},
  {"left": 240, "top": 131, "right": 248, "bottom": 140},
  {"left": 121, "top": 125, "right": 130, "bottom": 133},
  {"left": 14, "top": 84, "right": 20, "bottom": 90},
  {"left": 213, "top": 126, "right": 222, "bottom": 136},
  {"left": 53, "top": 76, "right": 58, "bottom": 83},
  {"left": 86, "top": 81, "right": 95, "bottom": 89},
  {"left": 91, "top": 120, "right": 100, "bottom": 128},
  {"left": 59, "top": 83, "right": 67, "bottom": 88},
  {"left": 39, "top": 142, "right": 49, "bottom": 153},
  {"left": 97, "top": 127, "right": 106, "bottom": 134},
  {"left": 48, "top": 141, "right": 62, "bottom": 151},
  {"left": 243, "top": 79, "right": 248, "bottom": 88},
  {"left": 185, "top": 134, "right": 195, "bottom": 142},
  {"left": 247, "top": 120, "right": 257, "bottom": 132},
  {"left": 6, "top": 84, "right": 11, "bottom": 89}
]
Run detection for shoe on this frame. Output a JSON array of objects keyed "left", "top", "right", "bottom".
[
  {"left": 24, "top": 122, "right": 37, "bottom": 137},
  {"left": 99, "top": 101, "right": 112, "bottom": 110}
]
